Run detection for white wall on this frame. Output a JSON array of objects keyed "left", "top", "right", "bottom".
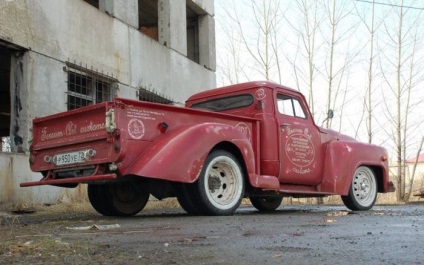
[{"left": 0, "top": 153, "right": 64, "bottom": 204}]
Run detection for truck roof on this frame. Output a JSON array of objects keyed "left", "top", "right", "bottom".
[{"left": 186, "top": 81, "right": 300, "bottom": 102}]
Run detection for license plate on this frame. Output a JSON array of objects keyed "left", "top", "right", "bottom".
[{"left": 54, "top": 151, "right": 87, "bottom": 166}]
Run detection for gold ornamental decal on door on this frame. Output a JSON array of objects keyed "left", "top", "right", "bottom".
[
  {"left": 285, "top": 128, "right": 315, "bottom": 173},
  {"left": 128, "top": 118, "right": 145, "bottom": 139}
]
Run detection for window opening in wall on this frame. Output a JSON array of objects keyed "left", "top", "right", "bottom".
[
  {"left": 138, "top": 0, "right": 159, "bottom": 41},
  {"left": 186, "top": 5, "right": 200, "bottom": 63},
  {"left": 0, "top": 45, "right": 12, "bottom": 152},
  {"left": 67, "top": 64, "right": 116, "bottom": 110},
  {"left": 138, "top": 88, "right": 173, "bottom": 104},
  {"left": 83, "top": 0, "right": 99, "bottom": 8}
]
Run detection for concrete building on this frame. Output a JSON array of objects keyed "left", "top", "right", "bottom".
[
  {"left": 0, "top": 0, "right": 216, "bottom": 204},
  {"left": 406, "top": 154, "right": 424, "bottom": 198}
]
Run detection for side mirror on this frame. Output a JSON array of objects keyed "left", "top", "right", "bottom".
[
  {"left": 327, "top": 109, "right": 334, "bottom": 119},
  {"left": 322, "top": 109, "right": 334, "bottom": 126}
]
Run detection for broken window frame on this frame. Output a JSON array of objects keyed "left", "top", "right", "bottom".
[
  {"left": 186, "top": 4, "right": 200, "bottom": 63},
  {"left": 137, "top": 87, "right": 173, "bottom": 104},
  {"left": 66, "top": 64, "right": 116, "bottom": 110},
  {"left": 138, "top": 0, "right": 159, "bottom": 41}
]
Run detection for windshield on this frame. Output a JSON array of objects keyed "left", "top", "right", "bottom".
[{"left": 191, "top": 94, "right": 254, "bottom": 112}]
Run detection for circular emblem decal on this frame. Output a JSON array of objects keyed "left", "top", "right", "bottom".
[
  {"left": 128, "top": 119, "right": 145, "bottom": 140},
  {"left": 236, "top": 122, "right": 252, "bottom": 141},
  {"left": 255, "top": 88, "right": 266, "bottom": 100}
]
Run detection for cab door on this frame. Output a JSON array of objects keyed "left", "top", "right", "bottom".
[{"left": 276, "top": 92, "right": 323, "bottom": 185}]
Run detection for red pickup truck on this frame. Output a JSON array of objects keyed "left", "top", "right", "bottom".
[{"left": 22, "top": 81, "right": 392, "bottom": 216}]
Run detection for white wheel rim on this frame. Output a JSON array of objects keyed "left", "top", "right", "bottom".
[
  {"left": 352, "top": 167, "right": 376, "bottom": 207},
  {"left": 204, "top": 156, "right": 243, "bottom": 210}
]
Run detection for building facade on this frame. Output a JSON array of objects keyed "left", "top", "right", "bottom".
[{"left": 0, "top": 0, "right": 216, "bottom": 203}]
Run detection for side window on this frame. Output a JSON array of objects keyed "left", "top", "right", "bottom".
[{"left": 277, "top": 94, "right": 306, "bottom": 119}]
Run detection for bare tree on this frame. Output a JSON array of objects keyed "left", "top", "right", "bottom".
[
  {"left": 353, "top": 0, "right": 383, "bottom": 142},
  {"left": 380, "top": 0, "right": 424, "bottom": 201},
  {"left": 215, "top": 1, "right": 424, "bottom": 204},
  {"left": 218, "top": 0, "right": 285, "bottom": 83},
  {"left": 216, "top": 20, "right": 247, "bottom": 86},
  {"left": 285, "top": 0, "right": 324, "bottom": 116}
]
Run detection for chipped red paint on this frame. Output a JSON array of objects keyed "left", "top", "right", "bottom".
[{"left": 22, "top": 81, "right": 391, "bottom": 198}]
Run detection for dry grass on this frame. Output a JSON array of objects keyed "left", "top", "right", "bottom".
[
  {"left": 0, "top": 192, "right": 403, "bottom": 216},
  {"left": 0, "top": 198, "right": 182, "bottom": 216}
]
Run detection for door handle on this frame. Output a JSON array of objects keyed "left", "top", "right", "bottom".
[{"left": 281, "top": 123, "right": 291, "bottom": 127}]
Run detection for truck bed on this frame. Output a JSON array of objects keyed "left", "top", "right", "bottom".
[{"left": 25, "top": 97, "right": 260, "bottom": 186}]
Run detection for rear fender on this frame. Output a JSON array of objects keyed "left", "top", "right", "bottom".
[
  {"left": 122, "top": 123, "right": 256, "bottom": 183},
  {"left": 320, "top": 141, "right": 389, "bottom": 195}
]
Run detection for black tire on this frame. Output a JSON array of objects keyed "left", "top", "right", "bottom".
[
  {"left": 341, "top": 166, "right": 377, "bottom": 211},
  {"left": 176, "top": 183, "right": 205, "bottom": 215},
  {"left": 87, "top": 183, "right": 115, "bottom": 216},
  {"left": 184, "top": 150, "right": 245, "bottom": 216},
  {"left": 88, "top": 180, "right": 149, "bottom": 216},
  {"left": 250, "top": 196, "right": 283, "bottom": 212}
]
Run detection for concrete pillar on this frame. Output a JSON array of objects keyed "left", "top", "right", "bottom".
[
  {"left": 100, "top": 0, "right": 139, "bottom": 28},
  {"left": 191, "top": 0, "right": 215, "bottom": 16},
  {"left": 158, "top": 0, "right": 187, "bottom": 55},
  {"left": 199, "top": 14, "right": 216, "bottom": 71}
]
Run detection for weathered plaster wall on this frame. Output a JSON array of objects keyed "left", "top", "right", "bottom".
[
  {"left": 100, "top": 0, "right": 139, "bottom": 28},
  {"left": 0, "top": 153, "right": 63, "bottom": 204},
  {"left": 0, "top": 0, "right": 216, "bottom": 203}
]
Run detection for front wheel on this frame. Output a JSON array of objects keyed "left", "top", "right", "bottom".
[
  {"left": 342, "top": 166, "right": 377, "bottom": 211},
  {"left": 250, "top": 196, "right": 283, "bottom": 212},
  {"left": 88, "top": 180, "right": 149, "bottom": 216},
  {"left": 184, "top": 150, "right": 245, "bottom": 216}
]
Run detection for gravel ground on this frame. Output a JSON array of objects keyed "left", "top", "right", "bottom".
[{"left": 1, "top": 202, "right": 424, "bottom": 265}]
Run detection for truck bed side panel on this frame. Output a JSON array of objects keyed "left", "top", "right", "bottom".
[
  {"left": 107, "top": 98, "right": 260, "bottom": 184},
  {"left": 122, "top": 123, "right": 256, "bottom": 183}
]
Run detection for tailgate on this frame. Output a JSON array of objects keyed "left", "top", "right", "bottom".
[{"left": 29, "top": 102, "right": 119, "bottom": 172}]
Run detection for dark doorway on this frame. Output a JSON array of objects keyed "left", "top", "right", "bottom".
[{"left": 0, "top": 45, "right": 12, "bottom": 151}]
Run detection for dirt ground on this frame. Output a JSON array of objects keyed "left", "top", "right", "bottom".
[{"left": 1, "top": 200, "right": 424, "bottom": 265}]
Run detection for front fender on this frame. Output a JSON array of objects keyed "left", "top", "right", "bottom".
[
  {"left": 122, "top": 122, "right": 256, "bottom": 183},
  {"left": 320, "top": 141, "right": 389, "bottom": 195}
]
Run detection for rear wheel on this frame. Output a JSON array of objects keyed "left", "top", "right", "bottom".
[
  {"left": 183, "top": 150, "right": 245, "bottom": 216},
  {"left": 87, "top": 183, "right": 115, "bottom": 216},
  {"left": 342, "top": 166, "right": 377, "bottom": 211},
  {"left": 250, "top": 196, "right": 283, "bottom": 212},
  {"left": 88, "top": 180, "right": 149, "bottom": 216},
  {"left": 176, "top": 183, "right": 205, "bottom": 215}
]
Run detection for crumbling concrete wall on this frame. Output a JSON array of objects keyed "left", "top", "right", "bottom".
[
  {"left": 0, "top": 0, "right": 216, "bottom": 204},
  {"left": 0, "top": 153, "right": 63, "bottom": 204}
]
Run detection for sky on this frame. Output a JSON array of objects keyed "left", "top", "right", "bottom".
[{"left": 213, "top": 0, "right": 424, "bottom": 160}]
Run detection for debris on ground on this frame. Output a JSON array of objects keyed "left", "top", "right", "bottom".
[
  {"left": 326, "top": 211, "right": 349, "bottom": 217},
  {"left": 66, "top": 224, "right": 120, "bottom": 231}
]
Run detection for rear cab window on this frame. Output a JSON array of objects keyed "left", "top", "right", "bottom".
[{"left": 191, "top": 94, "right": 254, "bottom": 112}]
